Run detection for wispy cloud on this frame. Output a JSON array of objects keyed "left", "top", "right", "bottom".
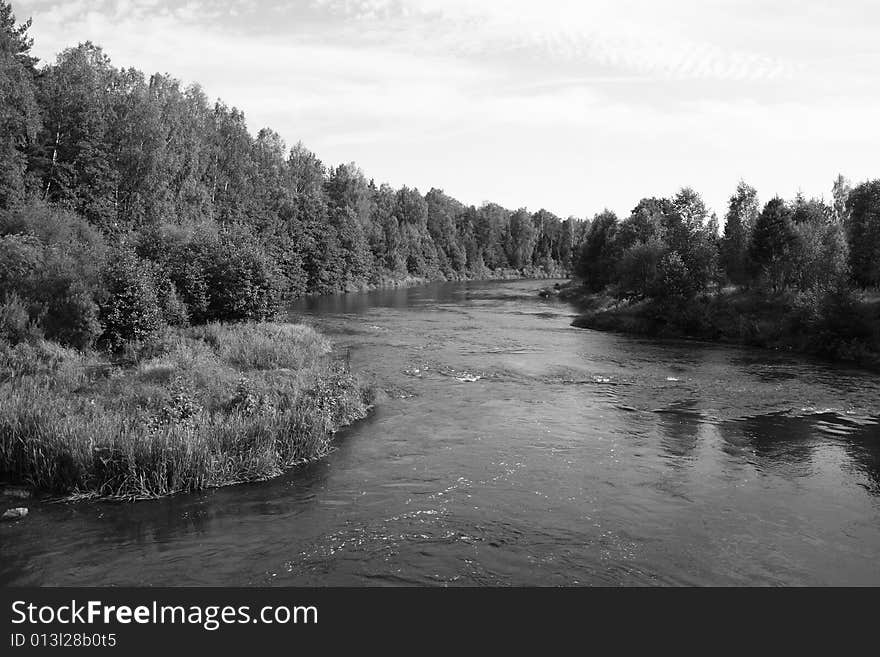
[{"left": 311, "top": 0, "right": 799, "bottom": 81}]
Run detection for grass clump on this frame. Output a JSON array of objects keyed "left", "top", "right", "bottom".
[{"left": 0, "top": 323, "right": 371, "bottom": 499}]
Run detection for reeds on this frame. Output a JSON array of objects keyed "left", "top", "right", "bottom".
[{"left": 0, "top": 323, "right": 371, "bottom": 499}]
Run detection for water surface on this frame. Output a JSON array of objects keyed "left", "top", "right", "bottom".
[{"left": 3, "top": 279, "right": 879, "bottom": 586}]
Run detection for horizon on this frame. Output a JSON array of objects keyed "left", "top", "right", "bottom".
[{"left": 12, "top": 0, "right": 880, "bottom": 220}]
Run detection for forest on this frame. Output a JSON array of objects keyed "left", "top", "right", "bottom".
[{"left": 1, "top": 4, "right": 582, "bottom": 352}]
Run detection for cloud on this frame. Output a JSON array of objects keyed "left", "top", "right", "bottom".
[{"left": 309, "top": 0, "right": 800, "bottom": 82}]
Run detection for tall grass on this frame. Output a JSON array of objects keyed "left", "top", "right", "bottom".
[{"left": 0, "top": 323, "right": 371, "bottom": 499}]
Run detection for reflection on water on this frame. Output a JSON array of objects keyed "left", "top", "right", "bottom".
[{"left": 2, "top": 279, "right": 879, "bottom": 586}]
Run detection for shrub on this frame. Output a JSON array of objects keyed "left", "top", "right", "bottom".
[
  {"left": 0, "top": 201, "right": 106, "bottom": 258},
  {"left": 655, "top": 250, "right": 695, "bottom": 301},
  {"left": 152, "top": 269, "right": 189, "bottom": 327},
  {"left": 0, "top": 233, "right": 44, "bottom": 299},
  {"left": 809, "top": 285, "right": 877, "bottom": 360},
  {"left": 40, "top": 282, "right": 102, "bottom": 350},
  {"left": 0, "top": 293, "right": 34, "bottom": 344},
  {"left": 203, "top": 235, "right": 284, "bottom": 322},
  {"left": 99, "top": 249, "right": 164, "bottom": 350},
  {"left": 617, "top": 238, "right": 665, "bottom": 298},
  {"left": 0, "top": 234, "right": 104, "bottom": 349},
  {"left": 789, "top": 216, "right": 849, "bottom": 293}
]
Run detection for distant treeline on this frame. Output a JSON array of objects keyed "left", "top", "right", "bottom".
[{"left": 1, "top": 4, "right": 583, "bottom": 350}]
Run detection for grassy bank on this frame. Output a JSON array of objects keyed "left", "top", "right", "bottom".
[
  {"left": 557, "top": 282, "right": 880, "bottom": 370},
  {"left": 0, "top": 323, "right": 372, "bottom": 500}
]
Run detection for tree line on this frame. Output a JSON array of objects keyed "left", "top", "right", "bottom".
[
  {"left": 575, "top": 177, "right": 880, "bottom": 300},
  {"left": 0, "top": 4, "right": 584, "bottom": 350}
]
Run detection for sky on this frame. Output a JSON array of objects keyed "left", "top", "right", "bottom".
[{"left": 11, "top": 0, "right": 880, "bottom": 220}]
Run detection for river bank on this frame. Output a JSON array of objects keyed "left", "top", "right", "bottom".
[
  {"left": 333, "top": 265, "right": 570, "bottom": 294},
  {"left": 0, "top": 322, "right": 372, "bottom": 501},
  {"left": 549, "top": 281, "right": 880, "bottom": 370}
]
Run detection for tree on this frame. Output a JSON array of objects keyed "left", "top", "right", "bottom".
[
  {"left": 531, "top": 209, "right": 563, "bottom": 272},
  {"left": 370, "top": 183, "right": 404, "bottom": 273},
  {"left": 207, "top": 102, "right": 256, "bottom": 224},
  {"left": 100, "top": 248, "right": 163, "bottom": 349},
  {"left": 831, "top": 174, "right": 851, "bottom": 225},
  {"left": 331, "top": 206, "right": 372, "bottom": 287},
  {"left": 287, "top": 141, "right": 325, "bottom": 198},
  {"left": 720, "top": 181, "right": 759, "bottom": 286},
  {"left": 575, "top": 210, "right": 618, "bottom": 291},
  {"left": 0, "top": 1, "right": 40, "bottom": 210},
  {"left": 106, "top": 67, "right": 165, "bottom": 228},
  {"left": 617, "top": 237, "right": 666, "bottom": 298},
  {"left": 664, "top": 188, "right": 718, "bottom": 294},
  {"left": 791, "top": 193, "right": 832, "bottom": 225},
  {"left": 791, "top": 218, "right": 849, "bottom": 292},
  {"left": 845, "top": 180, "right": 880, "bottom": 288},
  {"left": 475, "top": 203, "right": 509, "bottom": 270},
  {"left": 203, "top": 231, "right": 283, "bottom": 321},
  {"left": 656, "top": 250, "right": 694, "bottom": 301},
  {"left": 425, "top": 188, "right": 466, "bottom": 276},
  {"left": 505, "top": 209, "right": 537, "bottom": 269},
  {"left": 671, "top": 187, "right": 709, "bottom": 232},
  {"left": 34, "top": 43, "right": 119, "bottom": 229},
  {"left": 456, "top": 206, "right": 482, "bottom": 273},
  {"left": 750, "top": 197, "right": 796, "bottom": 291},
  {"left": 251, "top": 127, "right": 288, "bottom": 223},
  {"left": 326, "top": 162, "right": 373, "bottom": 234}
]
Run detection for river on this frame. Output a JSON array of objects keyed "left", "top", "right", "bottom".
[{"left": 2, "top": 279, "right": 879, "bottom": 586}]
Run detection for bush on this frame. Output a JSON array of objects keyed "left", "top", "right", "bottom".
[
  {"left": 808, "top": 285, "right": 877, "bottom": 360},
  {"left": 0, "top": 233, "right": 44, "bottom": 299},
  {"left": 152, "top": 269, "right": 189, "bottom": 327},
  {"left": 617, "top": 238, "right": 665, "bottom": 298},
  {"left": 40, "top": 282, "right": 102, "bottom": 350},
  {"left": 99, "top": 249, "right": 164, "bottom": 350},
  {"left": 0, "top": 201, "right": 105, "bottom": 258},
  {"left": 0, "top": 293, "right": 34, "bottom": 344},
  {"left": 203, "top": 235, "right": 284, "bottom": 322},
  {"left": 0, "top": 233, "right": 104, "bottom": 349},
  {"left": 655, "top": 250, "right": 695, "bottom": 301}
]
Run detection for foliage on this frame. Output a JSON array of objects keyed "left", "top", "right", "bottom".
[
  {"left": 846, "top": 180, "right": 880, "bottom": 288},
  {"left": 0, "top": 323, "right": 370, "bottom": 498},
  {"left": 99, "top": 248, "right": 163, "bottom": 350},
  {"left": 575, "top": 210, "right": 619, "bottom": 291},
  {"left": 750, "top": 197, "right": 797, "bottom": 291},
  {"left": 720, "top": 181, "right": 758, "bottom": 286},
  {"left": 617, "top": 237, "right": 665, "bottom": 298},
  {"left": 0, "top": 292, "right": 33, "bottom": 343}
]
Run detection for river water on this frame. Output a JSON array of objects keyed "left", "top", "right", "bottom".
[{"left": 2, "top": 279, "right": 880, "bottom": 586}]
